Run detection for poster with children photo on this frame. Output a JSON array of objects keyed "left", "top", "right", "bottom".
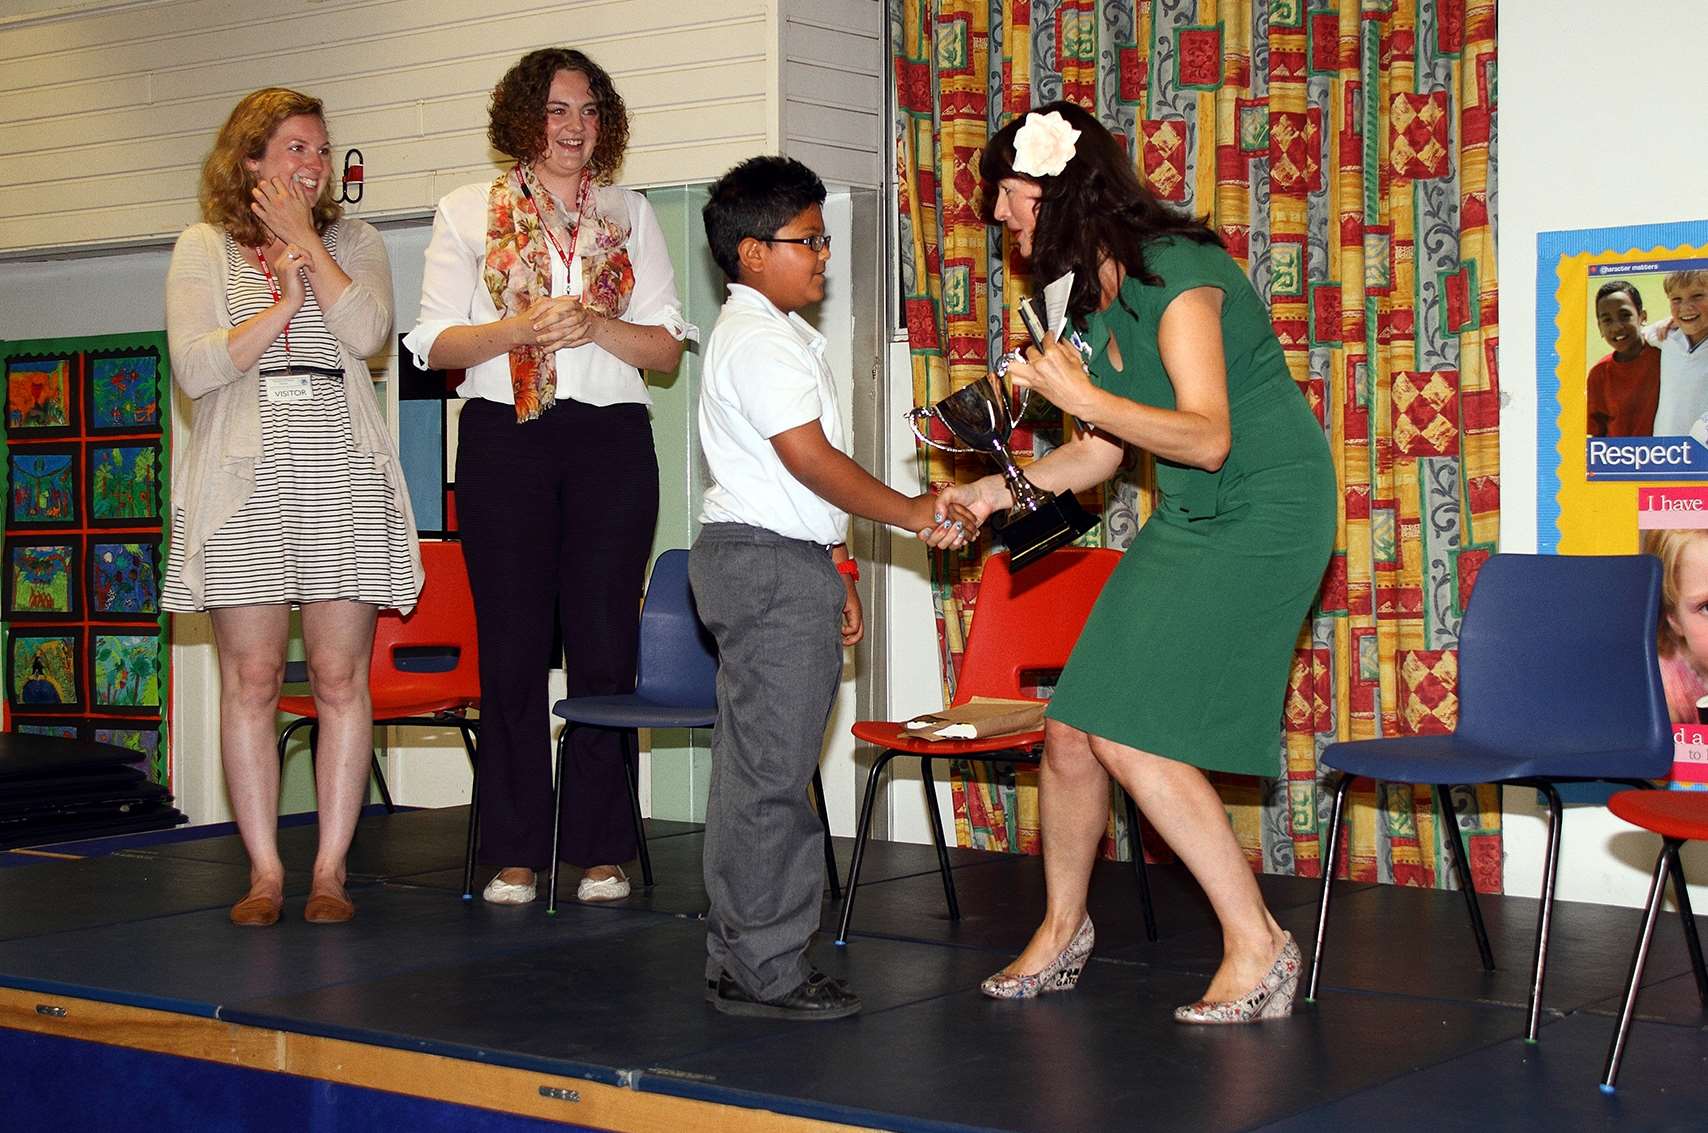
[
  {"left": 1582, "top": 257, "right": 1708, "bottom": 480},
  {"left": 1538, "top": 221, "right": 1708, "bottom": 556},
  {"left": 1638, "top": 487, "right": 1708, "bottom": 791}
]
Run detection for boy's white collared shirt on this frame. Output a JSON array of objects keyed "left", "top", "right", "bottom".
[
  {"left": 1650, "top": 326, "right": 1708, "bottom": 437},
  {"left": 698, "top": 284, "right": 850, "bottom": 545}
]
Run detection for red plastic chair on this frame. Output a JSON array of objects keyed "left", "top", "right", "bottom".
[
  {"left": 275, "top": 540, "right": 483, "bottom": 897},
  {"left": 1600, "top": 789, "right": 1708, "bottom": 1090},
  {"left": 837, "top": 548, "right": 1157, "bottom": 943}
]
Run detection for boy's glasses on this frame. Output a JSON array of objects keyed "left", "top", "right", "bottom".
[{"left": 762, "top": 234, "right": 832, "bottom": 252}]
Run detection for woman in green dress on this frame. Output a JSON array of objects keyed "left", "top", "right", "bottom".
[{"left": 931, "top": 102, "right": 1335, "bottom": 1023}]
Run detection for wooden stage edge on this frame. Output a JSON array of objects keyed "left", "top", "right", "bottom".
[{"left": 0, "top": 986, "right": 861, "bottom": 1133}]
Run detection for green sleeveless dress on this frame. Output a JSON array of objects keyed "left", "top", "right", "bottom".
[{"left": 1043, "top": 236, "right": 1336, "bottom": 776}]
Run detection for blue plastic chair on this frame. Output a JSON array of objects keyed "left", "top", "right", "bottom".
[
  {"left": 544, "top": 549, "right": 840, "bottom": 913},
  {"left": 1306, "top": 553, "right": 1698, "bottom": 1042}
]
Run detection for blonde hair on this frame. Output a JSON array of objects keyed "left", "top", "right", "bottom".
[
  {"left": 1643, "top": 526, "right": 1708, "bottom": 656},
  {"left": 199, "top": 88, "right": 341, "bottom": 247},
  {"left": 1663, "top": 269, "right": 1708, "bottom": 296}
]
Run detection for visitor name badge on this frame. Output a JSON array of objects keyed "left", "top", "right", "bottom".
[{"left": 264, "top": 374, "right": 313, "bottom": 404}]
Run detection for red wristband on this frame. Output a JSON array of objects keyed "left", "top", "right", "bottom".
[{"left": 835, "top": 558, "right": 860, "bottom": 582}]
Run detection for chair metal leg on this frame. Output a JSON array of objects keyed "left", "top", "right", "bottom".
[
  {"left": 810, "top": 766, "right": 841, "bottom": 901},
  {"left": 1602, "top": 842, "right": 1676, "bottom": 1091},
  {"left": 547, "top": 724, "right": 571, "bottom": 916},
  {"left": 1525, "top": 782, "right": 1566, "bottom": 1043},
  {"left": 1435, "top": 785, "right": 1494, "bottom": 971},
  {"left": 458, "top": 724, "right": 479, "bottom": 902},
  {"left": 370, "top": 753, "right": 397, "bottom": 813},
  {"left": 918, "top": 756, "right": 960, "bottom": 921},
  {"left": 1123, "top": 790, "right": 1158, "bottom": 943},
  {"left": 621, "top": 732, "right": 653, "bottom": 888},
  {"left": 1307, "top": 773, "right": 1353, "bottom": 1002},
  {"left": 1666, "top": 843, "right": 1708, "bottom": 1004},
  {"left": 836, "top": 749, "right": 898, "bottom": 944},
  {"left": 277, "top": 717, "right": 312, "bottom": 767}
]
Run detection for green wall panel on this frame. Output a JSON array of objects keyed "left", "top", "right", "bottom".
[{"left": 643, "top": 184, "right": 718, "bottom": 824}]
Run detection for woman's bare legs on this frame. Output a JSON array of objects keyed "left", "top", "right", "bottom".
[
  {"left": 210, "top": 604, "right": 292, "bottom": 905},
  {"left": 298, "top": 599, "right": 378, "bottom": 903},
  {"left": 1090, "top": 736, "right": 1286, "bottom": 1002},
  {"left": 997, "top": 720, "right": 1114, "bottom": 976},
  {"left": 998, "top": 720, "right": 1286, "bottom": 1002}
]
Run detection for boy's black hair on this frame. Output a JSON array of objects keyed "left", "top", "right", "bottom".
[
  {"left": 1596, "top": 279, "right": 1645, "bottom": 311},
  {"left": 702, "top": 156, "right": 827, "bottom": 280}
]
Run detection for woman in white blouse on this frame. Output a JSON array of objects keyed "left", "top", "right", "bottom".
[{"left": 404, "top": 48, "right": 690, "bottom": 905}]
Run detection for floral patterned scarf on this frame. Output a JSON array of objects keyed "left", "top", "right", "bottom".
[{"left": 482, "top": 164, "right": 637, "bottom": 422}]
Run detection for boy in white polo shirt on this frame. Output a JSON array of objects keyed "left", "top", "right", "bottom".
[{"left": 693, "top": 156, "right": 976, "bottom": 1020}]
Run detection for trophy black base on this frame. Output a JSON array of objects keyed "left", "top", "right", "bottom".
[{"left": 997, "top": 491, "right": 1101, "bottom": 572}]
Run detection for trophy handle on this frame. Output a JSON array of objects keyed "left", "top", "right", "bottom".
[
  {"left": 991, "top": 355, "right": 1034, "bottom": 430},
  {"left": 1006, "top": 381, "right": 1033, "bottom": 430},
  {"left": 905, "top": 405, "right": 982, "bottom": 455}
]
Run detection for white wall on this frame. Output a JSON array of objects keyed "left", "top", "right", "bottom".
[
  {"left": 1499, "top": 0, "right": 1707, "bottom": 908},
  {"left": 0, "top": 0, "right": 776, "bottom": 252},
  {"left": 780, "top": 0, "right": 885, "bottom": 189}
]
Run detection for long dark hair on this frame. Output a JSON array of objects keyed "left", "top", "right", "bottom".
[{"left": 979, "top": 100, "right": 1220, "bottom": 325}]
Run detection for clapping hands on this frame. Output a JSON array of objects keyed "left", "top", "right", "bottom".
[{"left": 525, "top": 295, "right": 598, "bottom": 352}]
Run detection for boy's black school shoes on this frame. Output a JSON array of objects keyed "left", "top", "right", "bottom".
[{"left": 706, "top": 968, "right": 862, "bottom": 1020}]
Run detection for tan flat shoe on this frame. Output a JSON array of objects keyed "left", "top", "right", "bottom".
[
  {"left": 229, "top": 894, "right": 281, "bottom": 927},
  {"left": 303, "top": 891, "right": 356, "bottom": 924}
]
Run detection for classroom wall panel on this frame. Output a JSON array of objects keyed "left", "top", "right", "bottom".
[
  {"left": 780, "top": 0, "right": 883, "bottom": 189},
  {"left": 0, "top": 0, "right": 782, "bottom": 255}
]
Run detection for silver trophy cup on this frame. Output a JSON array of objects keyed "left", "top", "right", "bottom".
[{"left": 907, "top": 373, "right": 1098, "bottom": 570}]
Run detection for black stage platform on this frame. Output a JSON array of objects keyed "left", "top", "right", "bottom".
[{"left": 2, "top": 806, "right": 1707, "bottom": 1131}]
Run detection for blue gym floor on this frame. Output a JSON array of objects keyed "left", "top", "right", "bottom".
[{"left": 1, "top": 805, "right": 1705, "bottom": 1131}]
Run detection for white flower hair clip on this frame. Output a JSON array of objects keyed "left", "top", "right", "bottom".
[{"left": 1011, "top": 111, "right": 1081, "bottom": 178}]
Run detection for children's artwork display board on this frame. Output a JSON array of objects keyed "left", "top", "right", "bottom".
[
  {"left": 1538, "top": 221, "right": 1708, "bottom": 790},
  {"left": 0, "top": 333, "right": 171, "bottom": 785}
]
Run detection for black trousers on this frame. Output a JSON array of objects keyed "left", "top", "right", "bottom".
[{"left": 455, "top": 396, "right": 658, "bottom": 869}]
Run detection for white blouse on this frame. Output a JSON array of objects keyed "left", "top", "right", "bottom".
[{"left": 403, "top": 181, "right": 693, "bottom": 408}]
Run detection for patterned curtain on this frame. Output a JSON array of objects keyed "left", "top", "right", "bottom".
[{"left": 893, "top": 0, "right": 1501, "bottom": 891}]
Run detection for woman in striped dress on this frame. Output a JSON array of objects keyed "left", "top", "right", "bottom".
[{"left": 162, "top": 88, "right": 422, "bottom": 927}]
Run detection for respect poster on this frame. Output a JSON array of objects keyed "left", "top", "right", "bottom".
[{"left": 1539, "top": 222, "right": 1708, "bottom": 790}]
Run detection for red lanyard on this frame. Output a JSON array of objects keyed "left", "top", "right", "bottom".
[
  {"left": 255, "top": 248, "right": 293, "bottom": 368},
  {"left": 525, "top": 171, "right": 590, "bottom": 289}
]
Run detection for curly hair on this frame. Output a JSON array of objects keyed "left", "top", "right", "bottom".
[
  {"left": 487, "top": 48, "right": 629, "bottom": 183},
  {"left": 199, "top": 88, "right": 340, "bottom": 248},
  {"left": 979, "top": 100, "right": 1220, "bottom": 327}
]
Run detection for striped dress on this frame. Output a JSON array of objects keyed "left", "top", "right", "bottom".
[{"left": 160, "top": 230, "right": 416, "bottom": 612}]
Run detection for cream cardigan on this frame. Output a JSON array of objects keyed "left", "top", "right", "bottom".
[{"left": 164, "top": 219, "right": 423, "bottom": 611}]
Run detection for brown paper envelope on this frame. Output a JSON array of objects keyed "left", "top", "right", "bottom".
[{"left": 901, "top": 697, "right": 1047, "bottom": 742}]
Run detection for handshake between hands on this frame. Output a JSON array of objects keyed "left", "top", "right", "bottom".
[{"left": 913, "top": 491, "right": 984, "bottom": 552}]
